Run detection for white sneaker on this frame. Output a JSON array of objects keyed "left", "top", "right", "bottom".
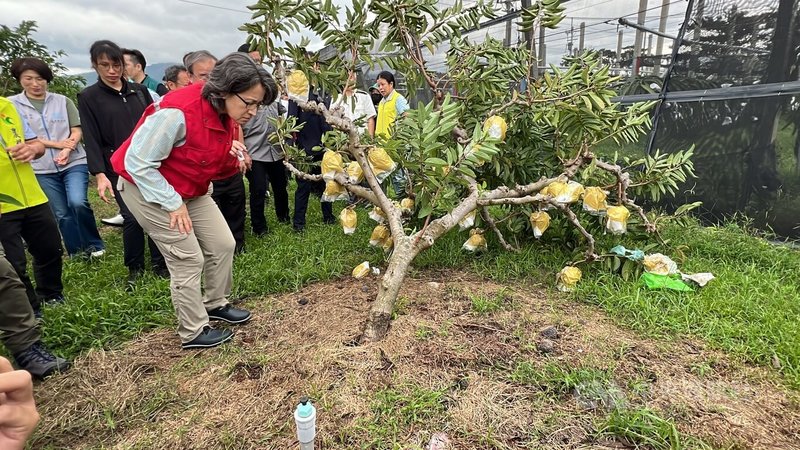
[
  {"left": 90, "top": 249, "right": 106, "bottom": 258},
  {"left": 101, "top": 214, "right": 124, "bottom": 227}
]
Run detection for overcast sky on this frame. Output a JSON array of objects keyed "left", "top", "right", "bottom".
[{"left": 1, "top": 0, "right": 688, "bottom": 73}]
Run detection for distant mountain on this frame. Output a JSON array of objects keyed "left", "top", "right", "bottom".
[{"left": 76, "top": 62, "right": 180, "bottom": 87}]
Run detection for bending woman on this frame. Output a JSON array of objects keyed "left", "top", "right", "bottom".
[{"left": 111, "top": 53, "right": 278, "bottom": 349}]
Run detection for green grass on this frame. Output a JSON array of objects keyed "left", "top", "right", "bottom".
[
  {"left": 342, "top": 383, "right": 448, "bottom": 448},
  {"left": 576, "top": 222, "right": 800, "bottom": 388},
  {"left": 36, "top": 180, "right": 800, "bottom": 389},
  {"left": 595, "top": 407, "right": 711, "bottom": 450}
]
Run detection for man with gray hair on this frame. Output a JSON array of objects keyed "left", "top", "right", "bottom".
[
  {"left": 183, "top": 50, "right": 248, "bottom": 253},
  {"left": 162, "top": 65, "right": 190, "bottom": 92},
  {"left": 183, "top": 51, "right": 217, "bottom": 84}
]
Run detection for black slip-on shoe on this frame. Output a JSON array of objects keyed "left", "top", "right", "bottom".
[
  {"left": 181, "top": 327, "right": 234, "bottom": 349},
  {"left": 207, "top": 304, "right": 252, "bottom": 324}
]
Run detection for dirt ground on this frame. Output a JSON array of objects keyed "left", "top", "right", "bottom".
[{"left": 31, "top": 271, "right": 800, "bottom": 449}]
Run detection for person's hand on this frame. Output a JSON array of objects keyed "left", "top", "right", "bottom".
[
  {"left": 59, "top": 138, "right": 77, "bottom": 150},
  {"left": 53, "top": 148, "right": 71, "bottom": 166},
  {"left": 229, "top": 140, "right": 247, "bottom": 160},
  {"left": 169, "top": 203, "right": 192, "bottom": 234},
  {"left": 96, "top": 173, "right": 114, "bottom": 204},
  {"left": 0, "top": 357, "right": 39, "bottom": 450},
  {"left": 6, "top": 143, "right": 37, "bottom": 163},
  {"left": 239, "top": 152, "right": 252, "bottom": 174}
]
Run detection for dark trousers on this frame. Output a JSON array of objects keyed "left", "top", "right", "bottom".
[
  {"left": 212, "top": 173, "right": 246, "bottom": 252},
  {"left": 0, "top": 203, "right": 63, "bottom": 312},
  {"left": 246, "top": 159, "right": 290, "bottom": 233},
  {"left": 108, "top": 172, "right": 165, "bottom": 272},
  {"left": 293, "top": 164, "right": 333, "bottom": 229},
  {"left": 0, "top": 244, "right": 39, "bottom": 354}
]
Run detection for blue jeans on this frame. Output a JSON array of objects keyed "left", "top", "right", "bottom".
[{"left": 36, "top": 164, "right": 104, "bottom": 256}]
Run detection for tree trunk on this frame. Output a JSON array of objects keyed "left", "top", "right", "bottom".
[{"left": 361, "top": 238, "right": 417, "bottom": 343}]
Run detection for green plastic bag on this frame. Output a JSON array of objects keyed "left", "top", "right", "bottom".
[{"left": 639, "top": 272, "right": 693, "bottom": 292}]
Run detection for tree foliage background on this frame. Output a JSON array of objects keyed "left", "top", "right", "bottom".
[{"left": 0, "top": 21, "right": 85, "bottom": 101}]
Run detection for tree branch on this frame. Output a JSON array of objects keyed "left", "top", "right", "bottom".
[{"left": 480, "top": 206, "right": 518, "bottom": 252}]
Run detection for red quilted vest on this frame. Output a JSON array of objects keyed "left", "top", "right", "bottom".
[{"left": 112, "top": 82, "right": 239, "bottom": 199}]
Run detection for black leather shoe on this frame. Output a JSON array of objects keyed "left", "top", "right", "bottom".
[
  {"left": 207, "top": 304, "right": 252, "bottom": 324},
  {"left": 182, "top": 327, "right": 234, "bottom": 349},
  {"left": 13, "top": 342, "right": 71, "bottom": 379},
  {"left": 323, "top": 216, "right": 336, "bottom": 225}
]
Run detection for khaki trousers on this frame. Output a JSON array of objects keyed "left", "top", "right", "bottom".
[{"left": 118, "top": 179, "right": 235, "bottom": 342}]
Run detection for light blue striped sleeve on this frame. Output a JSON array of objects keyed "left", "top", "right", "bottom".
[
  {"left": 124, "top": 108, "right": 187, "bottom": 212},
  {"left": 395, "top": 94, "right": 410, "bottom": 115}
]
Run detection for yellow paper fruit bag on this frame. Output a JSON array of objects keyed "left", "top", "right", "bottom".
[
  {"left": 556, "top": 266, "right": 582, "bottom": 292},
  {"left": 321, "top": 180, "right": 348, "bottom": 203},
  {"left": 369, "top": 206, "right": 386, "bottom": 223},
  {"left": 458, "top": 209, "right": 476, "bottom": 231},
  {"left": 582, "top": 187, "right": 608, "bottom": 215},
  {"left": 462, "top": 228, "right": 487, "bottom": 252},
  {"left": 382, "top": 236, "right": 394, "bottom": 252},
  {"left": 483, "top": 115, "right": 507, "bottom": 140},
  {"left": 541, "top": 181, "right": 567, "bottom": 198},
  {"left": 368, "top": 147, "right": 397, "bottom": 183},
  {"left": 643, "top": 253, "right": 678, "bottom": 276},
  {"left": 400, "top": 198, "right": 415, "bottom": 214},
  {"left": 369, "top": 224, "right": 390, "bottom": 247},
  {"left": 529, "top": 211, "right": 551, "bottom": 239},
  {"left": 321, "top": 150, "right": 344, "bottom": 181},
  {"left": 352, "top": 261, "right": 371, "bottom": 279},
  {"left": 606, "top": 205, "right": 630, "bottom": 235},
  {"left": 346, "top": 161, "right": 364, "bottom": 184},
  {"left": 286, "top": 70, "right": 309, "bottom": 103},
  {"left": 340, "top": 207, "right": 357, "bottom": 235}
]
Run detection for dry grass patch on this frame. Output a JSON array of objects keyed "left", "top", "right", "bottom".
[{"left": 31, "top": 272, "right": 800, "bottom": 449}]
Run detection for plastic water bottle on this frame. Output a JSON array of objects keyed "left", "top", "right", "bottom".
[{"left": 294, "top": 396, "right": 316, "bottom": 450}]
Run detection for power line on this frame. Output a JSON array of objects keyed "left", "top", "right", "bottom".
[{"left": 176, "top": 0, "right": 251, "bottom": 14}]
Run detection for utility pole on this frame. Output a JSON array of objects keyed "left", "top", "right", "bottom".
[
  {"left": 504, "top": 0, "right": 513, "bottom": 47},
  {"left": 539, "top": 26, "right": 546, "bottom": 67},
  {"left": 617, "top": 29, "right": 623, "bottom": 67},
  {"left": 567, "top": 18, "right": 575, "bottom": 57},
  {"left": 654, "top": 0, "right": 671, "bottom": 76},
  {"left": 579, "top": 21, "right": 585, "bottom": 53},
  {"left": 632, "top": 0, "right": 648, "bottom": 77}
]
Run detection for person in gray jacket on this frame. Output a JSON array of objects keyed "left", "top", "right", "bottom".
[
  {"left": 240, "top": 45, "right": 290, "bottom": 233},
  {"left": 9, "top": 57, "right": 105, "bottom": 258}
]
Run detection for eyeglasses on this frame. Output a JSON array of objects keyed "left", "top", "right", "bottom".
[
  {"left": 235, "top": 93, "right": 260, "bottom": 111},
  {"left": 96, "top": 62, "right": 122, "bottom": 72}
]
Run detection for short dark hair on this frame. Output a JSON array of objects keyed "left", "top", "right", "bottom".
[
  {"left": 237, "top": 43, "right": 251, "bottom": 53},
  {"left": 90, "top": 40, "right": 124, "bottom": 66},
  {"left": 377, "top": 71, "right": 395, "bottom": 86},
  {"left": 163, "top": 65, "right": 187, "bottom": 83},
  {"left": 202, "top": 52, "right": 278, "bottom": 111},
  {"left": 122, "top": 48, "right": 147, "bottom": 70},
  {"left": 10, "top": 57, "right": 54, "bottom": 83}
]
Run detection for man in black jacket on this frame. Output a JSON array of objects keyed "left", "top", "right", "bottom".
[
  {"left": 288, "top": 85, "right": 335, "bottom": 232},
  {"left": 77, "top": 40, "right": 166, "bottom": 287}
]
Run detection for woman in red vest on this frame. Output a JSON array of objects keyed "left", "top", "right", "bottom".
[{"left": 111, "top": 52, "right": 278, "bottom": 349}]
